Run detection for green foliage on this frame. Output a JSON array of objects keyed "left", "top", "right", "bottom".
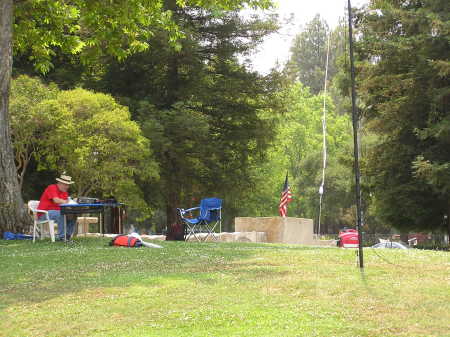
[
  {"left": 356, "top": 0, "right": 450, "bottom": 233},
  {"left": 246, "top": 83, "right": 355, "bottom": 232},
  {"left": 9, "top": 75, "right": 60, "bottom": 189},
  {"left": 284, "top": 15, "right": 347, "bottom": 95},
  {"left": 138, "top": 101, "right": 212, "bottom": 208},
  {"left": 1, "top": 0, "right": 277, "bottom": 233},
  {"left": 13, "top": 0, "right": 275, "bottom": 73},
  {"left": 83, "top": 7, "right": 281, "bottom": 228},
  {"left": 39, "top": 88, "right": 158, "bottom": 215},
  {"left": 9, "top": 77, "right": 158, "bottom": 216}
]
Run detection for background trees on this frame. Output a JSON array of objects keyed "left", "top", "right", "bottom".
[
  {"left": 8, "top": 6, "right": 358, "bottom": 234},
  {"left": 81, "top": 7, "right": 281, "bottom": 229},
  {"left": 9, "top": 76, "right": 59, "bottom": 191},
  {"left": 9, "top": 77, "right": 157, "bottom": 217},
  {"left": 3, "top": 0, "right": 448, "bottom": 238},
  {"left": 0, "top": 0, "right": 274, "bottom": 234},
  {"left": 355, "top": 0, "right": 450, "bottom": 235},
  {"left": 274, "top": 13, "right": 357, "bottom": 234},
  {"left": 246, "top": 83, "right": 355, "bottom": 233},
  {"left": 284, "top": 15, "right": 347, "bottom": 95},
  {"left": 40, "top": 88, "right": 158, "bottom": 213}
]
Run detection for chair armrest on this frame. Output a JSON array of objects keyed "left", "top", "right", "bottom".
[
  {"left": 36, "top": 209, "right": 50, "bottom": 221},
  {"left": 178, "top": 207, "right": 200, "bottom": 218},
  {"left": 184, "top": 207, "right": 200, "bottom": 213}
]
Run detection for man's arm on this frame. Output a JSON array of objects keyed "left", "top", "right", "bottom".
[{"left": 52, "top": 197, "right": 68, "bottom": 204}]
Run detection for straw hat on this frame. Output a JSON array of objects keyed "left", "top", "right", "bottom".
[{"left": 56, "top": 173, "right": 75, "bottom": 185}]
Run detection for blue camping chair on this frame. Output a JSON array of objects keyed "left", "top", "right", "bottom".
[{"left": 177, "top": 198, "right": 222, "bottom": 242}]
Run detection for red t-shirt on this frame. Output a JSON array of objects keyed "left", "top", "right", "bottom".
[{"left": 37, "top": 184, "right": 68, "bottom": 211}]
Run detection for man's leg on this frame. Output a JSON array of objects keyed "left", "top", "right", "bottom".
[
  {"left": 48, "top": 210, "right": 65, "bottom": 240},
  {"left": 66, "top": 216, "right": 76, "bottom": 239}
]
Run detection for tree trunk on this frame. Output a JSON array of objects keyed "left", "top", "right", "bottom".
[
  {"left": 399, "top": 231, "right": 409, "bottom": 244},
  {"left": 166, "top": 196, "right": 179, "bottom": 227},
  {"left": 447, "top": 201, "right": 450, "bottom": 245},
  {"left": 0, "top": 0, "right": 31, "bottom": 234},
  {"left": 164, "top": 0, "right": 180, "bottom": 107},
  {"left": 163, "top": 0, "right": 181, "bottom": 226},
  {"left": 165, "top": 178, "right": 180, "bottom": 226}
]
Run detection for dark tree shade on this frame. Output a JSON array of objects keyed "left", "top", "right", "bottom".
[
  {"left": 356, "top": 0, "right": 450, "bottom": 235},
  {"left": 88, "top": 7, "right": 280, "bottom": 227}
]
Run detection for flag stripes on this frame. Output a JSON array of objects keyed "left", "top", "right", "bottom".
[{"left": 279, "top": 173, "right": 293, "bottom": 217}]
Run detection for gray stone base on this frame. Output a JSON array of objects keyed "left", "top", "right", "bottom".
[
  {"left": 235, "top": 217, "right": 314, "bottom": 245},
  {"left": 80, "top": 232, "right": 267, "bottom": 243},
  {"left": 184, "top": 231, "right": 267, "bottom": 242}
]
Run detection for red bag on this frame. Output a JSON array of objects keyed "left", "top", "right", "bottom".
[{"left": 110, "top": 235, "right": 143, "bottom": 247}]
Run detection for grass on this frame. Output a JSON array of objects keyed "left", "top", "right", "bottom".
[{"left": 0, "top": 238, "right": 449, "bottom": 337}]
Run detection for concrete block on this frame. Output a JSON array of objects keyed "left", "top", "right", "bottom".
[
  {"left": 141, "top": 234, "right": 166, "bottom": 241},
  {"left": 184, "top": 232, "right": 267, "bottom": 243},
  {"left": 232, "top": 231, "right": 267, "bottom": 243},
  {"left": 219, "top": 232, "right": 235, "bottom": 242},
  {"left": 235, "top": 217, "right": 313, "bottom": 245},
  {"left": 76, "top": 216, "right": 98, "bottom": 235}
]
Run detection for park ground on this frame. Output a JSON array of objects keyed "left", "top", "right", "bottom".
[{"left": 0, "top": 238, "right": 449, "bottom": 337}]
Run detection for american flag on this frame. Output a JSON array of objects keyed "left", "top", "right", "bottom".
[{"left": 279, "top": 173, "right": 293, "bottom": 217}]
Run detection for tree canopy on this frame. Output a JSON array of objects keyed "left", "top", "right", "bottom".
[
  {"left": 9, "top": 75, "right": 59, "bottom": 190},
  {"left": 284, "top": 15, "right": 347, "bottom": 95},
  {"left": 0, "top": 0, "right": 276, "bottom": 233},
  {"left": 9, "top": 76, "right": 157, "bottom": 216},
  {"left": 88, "top": 7, "right": 281, "bottom": 228},
  {"left": 3, "top": 0, "right": 448, "bottom": 239},
  {"left": 13, "top": 0, "right": 274, "bottom": 73},
  {"left": 356, "top": 0, "right": 450, "bottom": 234}
]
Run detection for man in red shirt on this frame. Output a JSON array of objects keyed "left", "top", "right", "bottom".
[{"left": 38, "top": 174, "right": 75, "bottom": 240}]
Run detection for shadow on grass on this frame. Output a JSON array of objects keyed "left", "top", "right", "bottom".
[{"left": 0, "top": 238, "right": 315, "bottom": 310}]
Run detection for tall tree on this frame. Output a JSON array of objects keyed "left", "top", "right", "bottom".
[
  {"left": 0, "top": 0, "right": 274, "bottom": 234},
  {"left": 0, "top": 1, "right": 29, "bottom": 231},
  {"left": 93, "top": 7, "right": 280, "bottom": 227},
  {"left": 356, "top": 0, "right": 450, "bottom": 235},
  {"left": 284, "top": 15, "right": 347, "bottom": 94}
]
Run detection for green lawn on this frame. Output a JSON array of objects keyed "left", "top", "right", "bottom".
[{"left": 0, "top": 238, "right": 449, "bottom": 337}]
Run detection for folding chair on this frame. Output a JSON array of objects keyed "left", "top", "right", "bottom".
[
  {"left": 28, "top": 200, "right": 57, "bottom": 243},
  {"left": 178, "top": 198, "right": 222, "bottom": 242}
]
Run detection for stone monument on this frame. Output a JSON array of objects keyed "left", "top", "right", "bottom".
[{"left": 235, "top": 217, "right": 314, "bottom": 245}]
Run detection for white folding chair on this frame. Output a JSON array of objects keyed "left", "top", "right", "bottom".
[{"left": 28, "top": 200, "right": 57, "bottom": 243}]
